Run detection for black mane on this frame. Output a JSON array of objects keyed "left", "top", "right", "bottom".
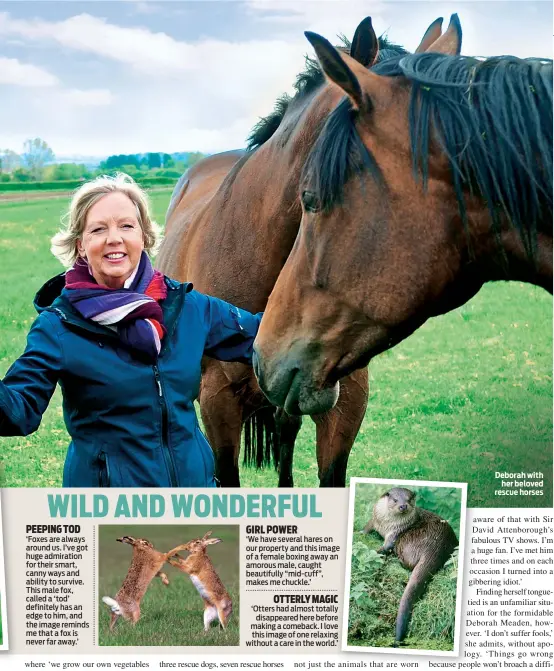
[
  {"left": 303, "top": 52, "right": 553, "bottom": 258},
  {"left": 246, "top": 35, "right": 407, "bottom": 150}
]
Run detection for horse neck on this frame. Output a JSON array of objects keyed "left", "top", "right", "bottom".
[
  {"left": 220, "top": 86, "right": 341, "bottom": 227},
  {"left": 201, "top": 89, "right": 341, "bottom": 300},
  {"left": 470, "top": 210, "right": 553, "bottom": 292},
  {"left": 496, "top": 228, "right": 552, "bottom": 292}
]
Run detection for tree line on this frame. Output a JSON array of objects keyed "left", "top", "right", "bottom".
[{"left": 0, "top": 138, "right": 206, "bottom": 183}]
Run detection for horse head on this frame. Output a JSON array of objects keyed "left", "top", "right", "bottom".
[{"left": 254, "top": 16, "right": 552, "bottom": 416}]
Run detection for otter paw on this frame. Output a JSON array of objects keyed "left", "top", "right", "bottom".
[{"left": 378, "top": 544, "right": 395, "bottom": 554}]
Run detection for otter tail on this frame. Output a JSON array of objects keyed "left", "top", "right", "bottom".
[
  {"left": 102, "top": 596, "right": 122, "bottom": 615},
  {"left": 395, "top": 558, "right": 442, "bottom": 644}
]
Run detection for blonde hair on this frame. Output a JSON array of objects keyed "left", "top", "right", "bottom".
[{"left": 51, "top": 173, "right": 162, "bottom": 267}]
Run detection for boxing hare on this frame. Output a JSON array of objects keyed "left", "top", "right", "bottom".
[
  {"left": 169, "top": 531, "right": 232, "bottom": 631},
  {"left": 102, "top": 536, "right": 186, "bottom": 630}
]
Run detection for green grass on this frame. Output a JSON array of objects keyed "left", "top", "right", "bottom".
[
  {"left": 347, "top": 484, "right": 460, "bottom": 651},
  {"left": 98, "top": 525, "right": 239, "bottom": 647},
  {"left": 0, "top": 192, "right": 551, "bottom": 506}
]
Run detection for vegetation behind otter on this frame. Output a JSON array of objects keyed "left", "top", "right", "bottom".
[
  {"left": 347, "top": 484, "right": 462, "bottom": 650},
  {"left": 0, "top": 193, "right": 551, "bottom": 506}
]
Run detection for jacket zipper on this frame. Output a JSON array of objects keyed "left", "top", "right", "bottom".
[
  {"left": 98, "top": 451, "right": 110, "bottom": 487},
  {"left": 53, "top": 308, "right": 67, "bottom": 321},
  {"left": 153, "top": 365, "right": 178, "bottom": 487}
]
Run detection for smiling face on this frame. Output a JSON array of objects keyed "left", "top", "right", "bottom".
[{"left": 77, "top": 191, "right": 145, "bottom": 289}]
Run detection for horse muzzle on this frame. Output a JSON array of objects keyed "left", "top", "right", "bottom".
[{"left": 252, "top": 346, "right": 339, "bottom": 415}]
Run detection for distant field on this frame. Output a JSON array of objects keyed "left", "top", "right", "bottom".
[
  {"left": 98, "top": 525, "right": 239, "bottom": 647},
  {"left": 0, "top": 191, "right": 551, "bottom": 506}
]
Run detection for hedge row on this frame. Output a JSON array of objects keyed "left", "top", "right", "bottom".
[
  {"left": 0, "top": 176, "right": 178, "bottom": 192},
  {"left": 0, "top": 180, "right": 84, "bottom": 192}
]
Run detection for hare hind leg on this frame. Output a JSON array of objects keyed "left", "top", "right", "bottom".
[
  {"left": 204, "top": 603, "right": 219, "bottom": 631},
  {"left": 109, "top": 612, "right": 119, "bottom": 631},
  {"left": 217, "top": 599, "right": 232, "bottom": 629}
]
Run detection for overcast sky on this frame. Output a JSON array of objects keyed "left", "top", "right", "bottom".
[{"left": 0, "top": 0, "right": 551, "bottom": 158}]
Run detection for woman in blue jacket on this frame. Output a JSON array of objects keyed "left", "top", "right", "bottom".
[{"left": 0, "top": 173, "right": 261, "bottom": 487}]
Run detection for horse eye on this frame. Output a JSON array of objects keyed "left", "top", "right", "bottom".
[{"left": 301, "top": 190, "right": 320, "bottom": 213}]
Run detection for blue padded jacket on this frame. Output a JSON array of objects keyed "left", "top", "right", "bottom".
[{"left": 0, "top": 274, "right": 261, "bottom": 487}]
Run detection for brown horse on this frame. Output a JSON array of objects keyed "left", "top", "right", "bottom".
[
  {"left": 157, "top": 17, "right": 446, "bottom": 487},
  {"left": 253, "top": 20, "right": 552, "bottom": 418}
]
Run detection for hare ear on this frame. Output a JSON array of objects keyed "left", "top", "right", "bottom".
[
  {"left": 205, "top": 538, "right": 222, "bottom": 545},
  {"left": 202, "top": 531, "right": 213, "bottom": 541}
]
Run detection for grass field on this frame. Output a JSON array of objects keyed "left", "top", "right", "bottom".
[
  {"left": 0, "top": 190, "right": 551, "bottom": 506},
  {"left": 98, "top": 525, "right": 239, "bottom": 647},
  {"left": 346, "top": 483, "right": 461, "bottom": 651}
]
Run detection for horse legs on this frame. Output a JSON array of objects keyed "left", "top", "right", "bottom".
[
  {"left": 199, "top": 361, "right": 305, "bottom": 487},
  {"left": 312, "top": 368, "right": 369, "bottom": 487},
  {"left": 275, "top": 407, "right": 302, "bottom": 487},
  {"left": 199, "top": 361, "right": 244, "bottom": 487}
]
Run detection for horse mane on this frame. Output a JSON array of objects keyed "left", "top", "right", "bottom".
[
  {"left": 246, "top": 35, "right": 407, "bottom": 151},
  {"left": 304, "top": 52, "right": 553, "bottom": 258}
]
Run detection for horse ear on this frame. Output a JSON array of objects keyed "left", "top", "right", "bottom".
[
  {"left": 424, "top": 13, "right": 462, "bottom": 55},
  {"left": 350, "top": 16, "right": 379, "bottom": 67},
  {"left": 415, "top": 17, "right": 443, "bottom": 53},
  {"left": 305, "top": 31, "right": 366, "bottom": 109}
]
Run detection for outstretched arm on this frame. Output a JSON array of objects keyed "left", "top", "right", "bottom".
[
  {"left": 165, "top": 543, "right": 189, "bottom": 558},
  {"left": 196, "top": 291, "right": 262, "bottom": 364},
  {"left": 0, "top": 312, "right": 63, "bottom": 436}
]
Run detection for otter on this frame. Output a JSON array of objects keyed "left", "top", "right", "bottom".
[{"left": 363, "top": 487, "right": 458, "bottom": 645}]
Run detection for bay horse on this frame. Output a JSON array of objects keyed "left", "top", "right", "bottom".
[
  {"left": 157, "top": 17, "right": 448, "bottom": 487},
  {"left": 253, "top": 23, "right": 552, "bottom": 419}
]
